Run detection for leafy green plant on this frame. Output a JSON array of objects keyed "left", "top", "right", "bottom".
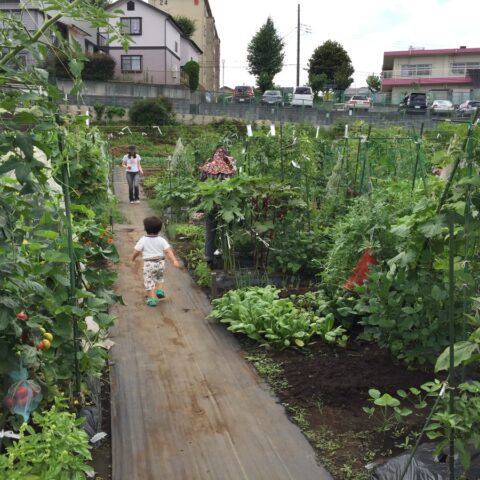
[
  {"left": 426, "top": 381, "right": 480, "bottom": 469},
  {"left": 363, "top": 388, "right": 413, "bottom": 432},
  {"left": 182, "top": 60, "right": 200, "bottom": 92},
  {"left": 93, "top": 103, "right": 106, "bottom": 122},
  {"left": 105, "top": 105, "right": 126, "bottom": 122},
  {"left": 174, "top": 15, "right": 196, "bottom": 38},
  {"left": 209, "top": 286, "right": 344, "bottom": 348},
  {"left": 185, "top": 247, "right": 211, "bottom": 288},
  {"left": 0, "top": 403, "right": 92, "bottom": 479},
  {"left": 82, "top": 53, "right": 116, "bottom": 81},
  {"left": 193, "top": 259, "right": 211, "bottom": 288},
  {"left": 129, "top": 97, "right": 174, "bottom": 126},
  {"left": 174, "top": 223, "right": 204, "bottom": 240}
]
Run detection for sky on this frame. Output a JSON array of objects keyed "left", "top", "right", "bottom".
[{"left": 208, "top": 0, "right": 479, "bottom": 89}]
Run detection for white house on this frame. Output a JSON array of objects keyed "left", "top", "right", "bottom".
[{"left": 106, "top": 0, "right": 202, "bottom": 85}]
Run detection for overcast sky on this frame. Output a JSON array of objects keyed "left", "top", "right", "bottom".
[{"left": 208, "top": 0, "right": 479, "bottom": 89}]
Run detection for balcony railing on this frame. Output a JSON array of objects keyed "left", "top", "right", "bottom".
[{"left": 381, "top": 69, "right": 472, "bottom": 80}]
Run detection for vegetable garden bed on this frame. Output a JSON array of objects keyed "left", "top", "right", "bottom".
[
  {"left": 107, "top": 116, "right": 480, "bottom": 479},
  {"left": 242, "top": 339, "right": 434, "bottom": 479}
]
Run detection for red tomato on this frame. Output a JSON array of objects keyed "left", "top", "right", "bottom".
[
  {"left": 36, "top": 340, "right": 45, "bottom": 350},
  {"left": 15, "top": 386, "right": 29, "bottom": 399},
  {"left": 16, "top": 311, "right": 28, "bottom": 321},
  {"left": 3, "top": 396, "right": 14, "bottom": 408},
  {"left": 16, "top": 396, "right": 29, "bottom": 407}
]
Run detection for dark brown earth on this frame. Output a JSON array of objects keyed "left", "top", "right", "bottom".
[{"left": 242, "top": 339, "right": 435, "bottom": 478}]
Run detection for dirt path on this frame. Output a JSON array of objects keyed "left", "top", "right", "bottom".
[{"left": 109, "top": 167, "right": 332, "bottom": 480}]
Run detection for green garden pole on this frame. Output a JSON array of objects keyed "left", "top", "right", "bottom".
[
  {"left": 304, "top": 154, "right": 311, "bottom": 231},
  {"left": 447, "top": 213, "right": 456, "bottom": 480},
  {"left": 411, "top": 122, "right": 424, "bottom": 190},
  {"left": 353, "top": 137, "right": 362, "bottom": 186},
  {"left": 462, "top": 127, "right": 475, "bottom": 381},
  {"left": 280, "top": 122, "right": 285, "bottom": 182},
  {"left": 399, "top": 390, "right": 444, "bottom": 480},
  {"left": 358, "top": 126, "right": 372, "bottom": 194},
  {"left": 58, "top": 132, "right": 81, "bottom": 398}
]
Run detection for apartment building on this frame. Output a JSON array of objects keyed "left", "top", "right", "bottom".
[
  {"left": 381, "top": 46, "right": 480, "bottom": 104},
  {"left": 149, "top": 0, "right": 220, "bottom": 91}
]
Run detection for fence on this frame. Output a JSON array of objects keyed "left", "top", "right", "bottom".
[{"left": 59, "top": 79, "right": 478, "bottom": 128}]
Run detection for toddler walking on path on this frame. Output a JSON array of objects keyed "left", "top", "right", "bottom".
[{"left": 132, "top": 216, "right": 181, "bottom": 306}]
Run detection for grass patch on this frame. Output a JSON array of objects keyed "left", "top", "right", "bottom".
[{"left": 244, "top": 353, "right": 289, "bottom": 392}]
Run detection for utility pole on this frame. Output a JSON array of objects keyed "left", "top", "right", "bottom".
[
  {"left": 296, "top": 3, "right": 300, "bottom": 86},
  {"left": 222, "top": 59, "right": 225, "bottom": 88}
]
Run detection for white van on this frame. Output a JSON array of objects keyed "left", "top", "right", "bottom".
[{"left": 291, "top": 86, "right": 314, "bottom": 107}]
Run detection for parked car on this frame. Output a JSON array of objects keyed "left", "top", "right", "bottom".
[
  {"left": 398, "top": 93, "right": 427, "bottom": 114},
  {"left": 456, "top": 100, "right": 480, "bottom": 117},
  {"left": 233, "top": 85, "right": 255, "bottom": 103},
  {"left": 261, "top": 90, "right": 283, "bottom": 106},
  {"left": 429, "top": 99, "right": 455, "bottom": 115},
  {"left": 345, "top": 95, "right": 372, "bottom": 111},
  {"left": 291, "top": 86, "right": 313, "bottom": 107}
]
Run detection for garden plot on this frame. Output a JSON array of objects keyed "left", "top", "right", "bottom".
[{"left": 105, "top": 118, "right": 480, "bottom": 479}]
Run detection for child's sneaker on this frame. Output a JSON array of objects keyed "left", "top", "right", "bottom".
[
  {"left": 156, "top": 289, "right": 166, "bottom": 299},
  {"left": 146, "top": 298, "right": 157, "bottom": 307}
]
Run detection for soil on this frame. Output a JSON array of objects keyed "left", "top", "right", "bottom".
[{"left": 241, "top": 338, "right": 435, "bottom": 479}]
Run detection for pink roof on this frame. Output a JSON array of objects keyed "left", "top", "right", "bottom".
[
  {"left": 382, "top": 76, "right": 472, "bottom": 86},
  {"left": 384, "top": 48, "right": 480, "bottom": 57}
]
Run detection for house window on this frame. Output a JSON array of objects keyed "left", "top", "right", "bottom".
[
  {"left": 127, "top": 1, "right": 135, "bottom": 11},
  {"left": 175, "top": 41, "right": 178, "bottom": 53},
  {"left": 400, "top": 64, "right": 432, "bottom": 76},
  {"left": 450, "top": 62, "right": 480, "bottom": 75},
  {"left": 157, "top": 0, "right": 168, "bottom": 5},
  {"left": 120, "top": 17, "right": 142, "bottom": 35},
  {"left": 121, "top": 55, "right": 142, "bottom": 72}
]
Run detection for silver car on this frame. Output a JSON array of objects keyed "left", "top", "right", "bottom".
[
  {"left": 456, "top": 100, "right": 480, "bottom": 117},
  {"left": 429, "top": 100, "right": 455, "bottom": 115},
  {"left": 261, "top": 90, "right": 283, "bottom": 106}
]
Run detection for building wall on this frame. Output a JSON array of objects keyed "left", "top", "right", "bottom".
[
  {"left": 149, "top": 0, "right": 219, "bottom": 90},
  {"left": 108, "top": 0, "right": 185, "bottom": 84},
  {"left": 180, "top": 37, "right": 200, "bottom": 65},
  {"left": 382, "top": 49, "right": 480, "bottom": 104},
  {"left": 391, "top": 53, "right": 480, "bottom": 78},
  {"left": 109, "top": 47, "right": 184, "bottom": 84}
]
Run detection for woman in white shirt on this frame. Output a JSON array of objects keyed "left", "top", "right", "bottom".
[{"left": 122, "top": 145, "right": 144, "bottom": 204}]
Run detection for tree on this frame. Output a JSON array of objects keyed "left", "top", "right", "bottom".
[
  {"left": 309, "top": 73, "right": 328, "bottom": 98},
  {"left": 246, "top": 17, "right": 284, "bottom": 92},
  {"left": 174, "top": 16, "right": 196, "bottom": 38},
  {"left": 257, "top": 72, "right": 273, "bottom": 92},
  {"left": 182, "top": 60, "right": 199, "bottom": 92},
  {"left": 308, "top": 40, "right": 354, "bottom": 92},
  {"left": 366, "top": 74, "right": 381, "bottom": 93}
]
